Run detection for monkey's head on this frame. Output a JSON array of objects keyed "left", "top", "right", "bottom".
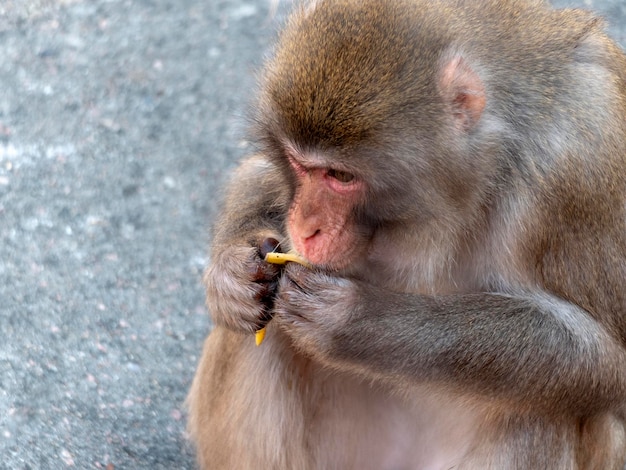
[{"left": 255, "top": 0, "right": 494, "bottom": 270}]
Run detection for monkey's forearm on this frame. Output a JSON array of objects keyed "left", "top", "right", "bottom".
[
  {"left": 211, "top": 155, "right": 289, "bottom": 250},
  {"left": 331, "top": 290, "right": 626, "bottom": 414},
  {"left": 203, "top": 156, "right": 290, "bottom": 333}
]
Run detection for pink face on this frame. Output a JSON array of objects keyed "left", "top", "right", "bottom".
[{"left": 285, "top": 148, "right": 366, "bottom": 270}]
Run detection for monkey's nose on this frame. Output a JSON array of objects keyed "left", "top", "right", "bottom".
[{"left": 305, "top": 229, "right": 321, "bottom": 240}]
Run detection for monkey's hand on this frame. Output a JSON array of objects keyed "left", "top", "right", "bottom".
[
  {"left": 204, "top": 236, "right": 283, "bottom": 334},
  {"left": 274, "top": 263, "right": 358, "bottom": 359}
]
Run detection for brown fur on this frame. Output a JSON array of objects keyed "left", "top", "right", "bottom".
[{"left": 188, "top": 1, "right": 626, "bottom": 468}]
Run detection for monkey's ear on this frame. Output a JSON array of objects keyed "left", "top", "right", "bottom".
[{"left": 438, "top": 56, "right": 486, "bottom": 132}]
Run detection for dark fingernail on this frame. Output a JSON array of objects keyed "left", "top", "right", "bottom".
[{"left": 259, "top": 237, "right": 281, "bottom": 257}]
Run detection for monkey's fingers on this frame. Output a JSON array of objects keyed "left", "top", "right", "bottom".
[
  {"left": 255, "top": 251, "right": 311, "bottom": 346},
  {"left": 249, "top": 237, "right": 283, "bottom": 284}
]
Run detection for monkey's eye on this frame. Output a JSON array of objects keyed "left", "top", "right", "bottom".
[{"left": 326, "top": 169, "right": 355, "bottom": 183}]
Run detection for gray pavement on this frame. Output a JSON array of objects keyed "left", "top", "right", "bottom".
[{"left": 0, "top": 0, "right": 624, "bottom": 469}]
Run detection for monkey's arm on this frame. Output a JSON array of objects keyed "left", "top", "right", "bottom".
[
  {"left": 275, "top": 268, "right": 626, "bottom": 414},
  {"left": 210, "top": 155, "right": 288, "bottom": 247},
  {"left": 204, "top": 155, "right": 289, "bottom": 333}
]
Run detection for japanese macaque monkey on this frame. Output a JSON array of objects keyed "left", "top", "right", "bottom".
[{"left": 187, "top": 0, "right": 626, "bottom": 468}]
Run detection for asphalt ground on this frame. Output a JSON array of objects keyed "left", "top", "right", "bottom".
[{"left": 0, "top": 1, "right": 623, "bottom": 469}]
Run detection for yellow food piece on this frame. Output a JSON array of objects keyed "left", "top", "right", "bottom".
[
  {"left": 264, "top": 251, "right": 311, "bottom": 268},
  {"left": 255, "top": 327, "right": 266, "bottom": 346},
  {"left": 255, "top": 251, "right": 311, "bottom": 346}
]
